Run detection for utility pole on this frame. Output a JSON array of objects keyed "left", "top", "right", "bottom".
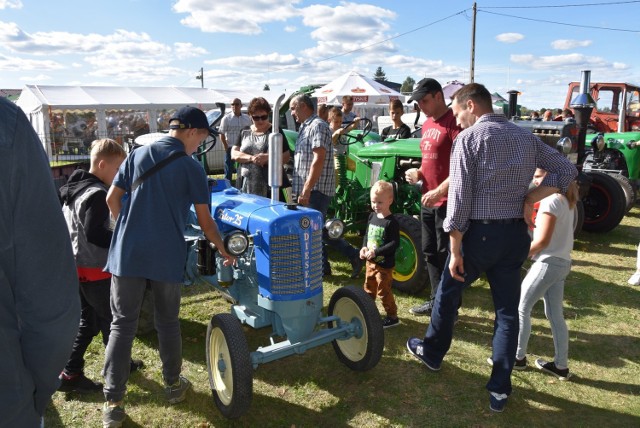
[
  {"left": 196, "top": 67, "right": 204, "bottom": 88},
  {"left": 470, "top": 2, "right": 477, "bottom": 83}
]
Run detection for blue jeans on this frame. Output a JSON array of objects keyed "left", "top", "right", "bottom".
[
  {"left": 422, "top": 221, "right": 530, "bottom": 395},
  {"left": 103, "top": 276, "right": 182, "bottom": 402},
  {"left": 517, "top": 256, "right": 571, "bottom": 368}
]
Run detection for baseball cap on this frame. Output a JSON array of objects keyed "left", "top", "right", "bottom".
[
  {"left": 169, "top": 106, "right": 216, "bottom": 136},
  {"left": 407, "top": 78, "right": 443, "bottom": 103}
]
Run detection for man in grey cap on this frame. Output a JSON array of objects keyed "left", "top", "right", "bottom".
[
  {"left": 102, "top": 106, "right": 235, "bottom": 427},
  {"left": 405, "top": 78, "right": 462, "bottom": 317}
]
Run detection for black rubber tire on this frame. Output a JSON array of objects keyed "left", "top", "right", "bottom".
[
  {"left": 206, "top": 313, "right": 253, "bottom": 419},
  {"left": 582, "top": 171, "right": 626, "bottom": 233},
  {"left": 609, "top": 174, "right": 635, "bottom": 214},
  {"left": 392, "top": 214, "right": 428, "bottom": 294},
  {"left": 328, "top": 286, "right": 384, "bottom": 372}
]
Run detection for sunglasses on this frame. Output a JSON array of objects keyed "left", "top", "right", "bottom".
[{"left": 252, "top": 114, "right": 269, "bottom": 122}]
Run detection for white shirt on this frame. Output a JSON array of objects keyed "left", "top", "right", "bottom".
[
  {"left": 220, "top": 112, "right": 251, "bottom": 147},
  {"left": 533, "top": 193, "right": 574, "bottom": 262}
]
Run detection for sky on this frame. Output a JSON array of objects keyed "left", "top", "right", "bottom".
[{"left": 1, "top": 0, "right": 639, "bottom": 109}]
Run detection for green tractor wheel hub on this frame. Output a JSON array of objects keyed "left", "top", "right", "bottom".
[{"left": 393, "top": 230, "right": 418, "bottom": 281}]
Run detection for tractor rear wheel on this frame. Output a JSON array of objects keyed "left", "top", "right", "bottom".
[
  {"left": 392, "top": 214, "right": 427, "bottom": 294},
  {"left": 582, "top": 171, "right": 626, "bottom": 233},
  {"left": 328, "top": 286, "right": 384, "bottom": 372},
  {"left": 206, "top": 313, "right": 253, "bottom": 419}
]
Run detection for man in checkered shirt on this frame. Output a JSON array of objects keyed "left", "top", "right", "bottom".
[
  {"left": 290, "top": 94, "right": 335, "bottom": 273},
  {"left": 406, "top": 83, "right": 577, "bottom": 413}
]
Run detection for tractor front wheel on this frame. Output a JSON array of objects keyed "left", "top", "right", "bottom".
[
  {"left": 328, "top": 286, "right": 384, "bottom": 372},
  {"left": 206, "top": 313, "right": 253, "bottom": 419},
  {"left": 392, "top": 214, "right": 427, "bottom": 294}
]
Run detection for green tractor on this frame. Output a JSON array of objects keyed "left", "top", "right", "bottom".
[{"left": 283, "top": 122, "right": 428, "bottom": 294}]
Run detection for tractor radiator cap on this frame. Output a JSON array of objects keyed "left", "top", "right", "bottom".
[
  {"left": 285, "top": 203, "right": 298, "bottom": 210},
  {"left": 223, "top": 188, "right": 240, "bottom": 195}
]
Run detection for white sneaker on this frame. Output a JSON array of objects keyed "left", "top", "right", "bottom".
[{"left": 628, "top": 271, "right": 640, "bottom": 285}]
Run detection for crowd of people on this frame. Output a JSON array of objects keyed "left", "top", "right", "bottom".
[{"left": 5, "top": 77, "right": 638, "bottom": 427}]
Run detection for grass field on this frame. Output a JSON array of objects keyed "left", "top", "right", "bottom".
[{"left": 46, "top": 208, "right": 640, "bottom": 427}]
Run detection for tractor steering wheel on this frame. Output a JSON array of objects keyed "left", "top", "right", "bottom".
[
  {"left": 193, "top": 132, "right": 218, "bottom": 160},
  {"left": 339, "top": 118, "right": 373, "bottom": 146}
]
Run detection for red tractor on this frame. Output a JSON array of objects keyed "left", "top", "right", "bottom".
[{"left": 564, "top": 81, "right": 640, "bottom": 133}]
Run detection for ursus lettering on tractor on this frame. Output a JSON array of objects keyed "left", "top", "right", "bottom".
[{"left": 185, "top": 95, "right": 384, "bottom": 419}]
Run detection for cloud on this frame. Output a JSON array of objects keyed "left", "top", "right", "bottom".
[
  {"left": 298, "top": 2, "right": 396, "bottom": 58},
  {"left": 0, "top": 0, "right": 22, "bottom": 9},
  {"left": 206, "top": 52, "right": 303, "bottom": 71},
  {"left": 0, "top": 52, "right": 64, "bottom": 71},
  {"left": 172, "top": 0, "right": 301, "bottom": 35},
  {"left": 20, "top": 73, "right": 50, "bottom": 81},
  {"left": 510, "top": 53, "right": 608, "bottom": 70},
  {"left": 284, "top": 26, "right": 297, "bottom": 33},
  {"left": 551, "top": 39, "right": 592, "bottom": 50},
  {"left": 495, "top": 33, "right": 524, "bottom": 43}
]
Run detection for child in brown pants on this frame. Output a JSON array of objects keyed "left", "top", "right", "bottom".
[{"left": 360, "top": 181, "right": 400, "bottom": 328}]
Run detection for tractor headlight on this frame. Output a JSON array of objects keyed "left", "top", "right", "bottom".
[
  {"left": 224, "top": 231, "right": 248, "bottom": 256},
  {"left": 590, "top": 134, "right": 605, "bottom": 152},
  {"left": 325, "top": 219, "right": 345, "bottom": 239},
  {"left": 557, "top": 137, "right": 573, "bottom": 154}
]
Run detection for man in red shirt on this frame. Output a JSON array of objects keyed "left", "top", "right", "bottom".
[{"left": 405, "top": 78, "right": 462, "bottom": 316}]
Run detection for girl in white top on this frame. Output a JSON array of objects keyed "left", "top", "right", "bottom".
[{"left": 516, "top": 168, "right": 578, "bottom": 381}]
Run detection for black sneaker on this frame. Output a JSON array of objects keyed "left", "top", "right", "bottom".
[
  {"left": 58, "top": 372, "right": 103, "bottom": 393},
  {"left": 535, "top": 358, "right": 571, "bottom": 381},
  {"left": 130, "top": 359, "right": 144, "bottom": 373},
  {"left": 350, "top": 257, "right": 364, "bottom": 279},
  {"left": 382, "top": 316, "right": 400, "bottom": 329},
  {"left": 409, "top": 300, "right": 433, "bottom": 316},
  {"left": 487, "top": 356, "right": 527, "bottom": 370}
]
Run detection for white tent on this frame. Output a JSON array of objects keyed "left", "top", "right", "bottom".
[
  {"left": 16, "top": 85, "right": 283, "bottom": 159},
  {"left": 312, "top": 70, "right": 403, "bottom": 105}
]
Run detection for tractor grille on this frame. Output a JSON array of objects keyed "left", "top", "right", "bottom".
[{"left": 269, "top": 230, "right": 323, "bottom": 295}]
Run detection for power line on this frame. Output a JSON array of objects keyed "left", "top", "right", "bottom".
[
  {"left": 479, "top": 9, "right": 640, "bottom": 33},
  {"left": 481, "top": 0, "right": 640, "bottom": 9}
]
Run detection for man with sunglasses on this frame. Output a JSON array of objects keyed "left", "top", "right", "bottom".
[{"left": 219, "top": 98, "right": 251, "bottom": 184}]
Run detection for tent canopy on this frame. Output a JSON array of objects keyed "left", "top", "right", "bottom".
[
  {"left": 311, "top": 71, "right": 403, "bottom": 105},
  {"left": 16, "top": 85, "right": 284, "bottom": 158}
]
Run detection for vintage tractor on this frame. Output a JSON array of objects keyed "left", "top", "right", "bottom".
[
  {"left": 512, "top": 71, "right": 629, "bottom": 233},
  {"left": 564, "top": 80, "right": 640, "bottom": 134},
  {"left": 331, "top": 125, "right": 426, "bottom": 294},
  {"left": 282, "top": 119, "right": 427, "bottom": 294},
  {"left": 184, "top": 95, "right": 384, "bottom": 419}
]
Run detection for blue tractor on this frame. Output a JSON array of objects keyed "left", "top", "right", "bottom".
[{"left": 185, "top": 95, "right": 384, "bottom": 418}]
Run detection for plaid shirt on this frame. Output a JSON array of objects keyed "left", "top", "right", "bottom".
[
  {"left": 444, "top": 114, "right": 577, "bottom": 233},
  {"left": 293, "top": 114, "right": 335, "bottom": 197}
]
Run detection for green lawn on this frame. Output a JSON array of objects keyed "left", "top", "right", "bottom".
[{"left": 46, "top": 208, "right": 640, "bottom": 427}]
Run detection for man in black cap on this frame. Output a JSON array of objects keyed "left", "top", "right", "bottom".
[
  {"left": 102, "top": 106, "right": 235, "bottom": 428},
  {"left": 404, "top": 78, "right": 462, "bottom": 317}
]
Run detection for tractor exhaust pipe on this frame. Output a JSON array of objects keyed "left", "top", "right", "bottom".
[
  {"left": 507, "top": 90, "right": 519, "bottom": 120},
  {"left": 269, "top": 93, "right": 286, "bottom": 202},
  {"left": 570, "top": 70, "right": 596, "bottom": 168}
]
